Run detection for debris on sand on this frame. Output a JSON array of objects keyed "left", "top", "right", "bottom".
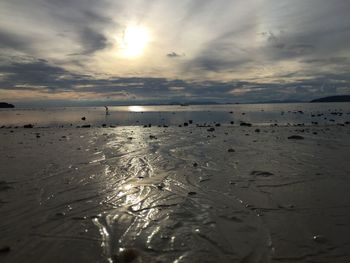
[
  {"left": 81, "top": 125, "right": 91, "bottom": 128},
  {"left": 149, "top": 135, "right": 157, "bottom": 140},
  {"left": 207, "top": 128, "right": 215, "bottom": 132},
  {"left": 288, "top": 135, "right": 304, "bottom": 140},
  {"left": 0, "top": 246, "right": 11, "bottom": 254},
  {"left": 240, "top": 122, "right": 252, "bottom": 127},
  {"left": 188, "top": 191, "right": 197, "bottom": 196},
  {"left": 250, "top": 171, "right": 274, "bottom": 177}
]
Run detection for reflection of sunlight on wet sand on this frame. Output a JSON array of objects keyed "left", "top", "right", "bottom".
[
  {"left": 128, "top": 106, "right": 145, "bottom": 112},
  {"left": 96, "top": 127, "right": 182, "bottom": 259}
]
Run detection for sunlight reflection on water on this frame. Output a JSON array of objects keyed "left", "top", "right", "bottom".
[{"left": 128, "top": 105, "right": 146, "bottom": 112}]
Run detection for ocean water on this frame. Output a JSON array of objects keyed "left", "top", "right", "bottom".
[{"left": 0, "top": 103, "right": 349, "bottom": 127}]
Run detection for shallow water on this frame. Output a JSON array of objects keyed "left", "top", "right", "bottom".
[{"left": 1, "top": 103, "right": 350, "bottom": 127}]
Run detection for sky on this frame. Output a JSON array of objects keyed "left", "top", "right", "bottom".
[{"left": 0, "top": 0, "right": 350, "bottom": 106}]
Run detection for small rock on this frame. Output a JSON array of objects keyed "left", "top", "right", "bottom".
[
  {"left": 23, "top": 124, "right": 33, "bottom": 128},
  {"left": 113, "top": 248, "right": 140, "bottom": 263},
  {"left": 157, "top": 184, "right": 164, "bottom": 190},
  {"left": 81, "top": 117, "right": 86, "bottom": 121},
  {"left": 240, "top": 122, "right": 252, "bottom": 127},
  {"left": 288, "top": 135, "right": 304, "bottom": 140},
  {"left": 0, "top": 246, "right": 11, "bottom": 254},
  {"left": 227, "top": 148, "right": 235, "bottom": 153},
  {"left": 251, "top": 171, "right": 274, "bottom": 177},
  {"left": 55, "top": 212, "right": 66, "bottom": 217},
  {"left": 188, "top": 191, "right": 197, "bottom": 196}
]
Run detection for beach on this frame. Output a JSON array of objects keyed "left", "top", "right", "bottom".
[{"left": 1, "top": 122, "right": 350, "bottom": 262}]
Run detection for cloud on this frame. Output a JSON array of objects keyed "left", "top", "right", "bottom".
[
  {"left": 1, "top": 0, "right": 350, "bottom": 104},
  {"left": 166, "top": 52, "right": 182, "bottom": 58}
]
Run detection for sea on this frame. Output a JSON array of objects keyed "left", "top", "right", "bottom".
[{"left": 0, "top": 103, "right": 349, "bottom": 127}]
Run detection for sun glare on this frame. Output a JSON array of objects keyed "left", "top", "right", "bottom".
[
  {"left": 128, "top": 106, "right": 145, "bottom": 112},
  {"left": 119, "top": 25, "right": 150, "bottom": 58}
]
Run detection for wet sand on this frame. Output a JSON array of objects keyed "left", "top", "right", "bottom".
[{"left": 1, "top": 125, "right": 350, "bottom": 262}]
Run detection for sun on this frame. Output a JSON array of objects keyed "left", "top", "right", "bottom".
[{"left": 119, "top": 25, "right": 150, "bottom": 58}]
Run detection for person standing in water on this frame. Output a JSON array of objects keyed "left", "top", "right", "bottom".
[{"left": 104, "top": 106, "right": 109, "bottom": 115}]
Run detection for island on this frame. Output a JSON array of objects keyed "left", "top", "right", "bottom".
[
  {"left": 311, "top": 95, "right": 350, "bottom": 103},
  {"left": 0, "top": 102, "right": 15, "bottom": 108}
]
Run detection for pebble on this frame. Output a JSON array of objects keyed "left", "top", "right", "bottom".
[
  {"left": 288, "top": 135, "right": 304, "bottom": 140},
  {"left": 240, "top": 122, "right": 252, "bottom": 127},
  {"left": 0, "top": 246, "right": 11, "bottom": 254}
]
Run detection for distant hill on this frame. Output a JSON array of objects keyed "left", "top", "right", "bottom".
[
  {"left": 0, "top": 102, "right": 15, "bottom": 108},
  {"left": 311, "top": 95, "right": 350, "bottom": 103}
]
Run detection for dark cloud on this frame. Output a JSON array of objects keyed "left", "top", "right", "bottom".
[
  {"left": 1, "top": 57, "right": 349, "bottom": 104},
  {"left": 0, "top": 30, "right": 29, "bottom": 51},
  {"left": 166, "top": 52, "right": 182, "bottom": 58},
  {"left": 0, "top": 0, "right": 114, "bottom": 56},
  {"left": 78, "top": 28, "right": 108, "bottom": 55}
]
